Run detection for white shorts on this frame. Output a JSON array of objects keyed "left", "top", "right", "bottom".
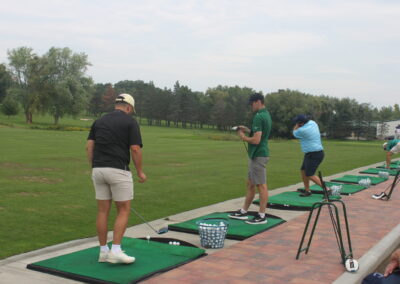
[
  {"left": 91, "top": 167, "right": 134, "bottom": 201},
  {"left": 390, "top": 142, "right": 400, "bottom": 154}
]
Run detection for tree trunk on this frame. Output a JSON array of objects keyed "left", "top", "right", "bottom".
[
  {"left": 25, "top": 110, "right": 33, "bottom": 124},
  {"left": 54, "top": 115, "right": 60, "bottom": 125}
]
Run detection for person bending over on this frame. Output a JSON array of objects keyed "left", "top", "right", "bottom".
[{"left": 383, "top": 139, "right": 400, "bottom": 169}]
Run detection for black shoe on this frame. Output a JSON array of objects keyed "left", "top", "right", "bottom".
[
  {"left": 297, "top": 188, "right": 306, "bottom": 193},
  {"left": 229, "top": 209, "right": 248, "bottom": 220},
  {"left": 245, "top": 214, "right": 267, "bottom": 225},
  {"left": 299, "top": 191, "right": 312, "bottom": 197}
]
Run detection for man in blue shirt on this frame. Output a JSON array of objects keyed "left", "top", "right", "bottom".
[{"left": 293, "top": 115, "right": 324, "bottom": 197}]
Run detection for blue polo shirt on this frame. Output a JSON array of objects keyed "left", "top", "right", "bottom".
[{"left": 293, "top": 120, "right": 323, "bottom": 153}]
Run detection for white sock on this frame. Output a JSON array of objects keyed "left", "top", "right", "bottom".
[
  {"left": 259, "top": 213, "right": 265, "bottom": 218},
  {"left": 111, "top": 244, "right": 121, "bottom": 253},
  {"left": 240, "top": 208, "right": 247, "bottom": 214},
  {"left": 100, "top": 245, "right": 109, "bottom": 252}
]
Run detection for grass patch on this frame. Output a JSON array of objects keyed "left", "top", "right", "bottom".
[{"left": 0, "top": 114, "right": 386, "bottom": 259}]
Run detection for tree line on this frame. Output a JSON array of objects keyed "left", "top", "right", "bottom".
[{"left": 1, "top": 46, "right": 400, "bottom": 139}]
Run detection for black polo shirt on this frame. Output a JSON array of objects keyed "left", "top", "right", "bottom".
[{"left": 88, "top": 110, "right": 142, "bottom": 171}]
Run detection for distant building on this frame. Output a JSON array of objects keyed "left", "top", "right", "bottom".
[{"left": 376, "top": 119, "right": 400, "bottom": 140}]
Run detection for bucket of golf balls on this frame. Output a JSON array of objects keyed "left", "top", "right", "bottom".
[
  {"left": 378, "top": 171, "right": 390, "bottom": 178},
  {"left": 196, "top": 218, "right": 229, "bottom": 249},
  {"left": 358, "top": 178, "right": 371, "bottom": 187},
  {"left": 330, "top": 185, "right": 342, "bottom": 196}
]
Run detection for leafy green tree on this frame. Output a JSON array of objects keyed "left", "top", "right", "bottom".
[
  {"left": 43, "top": 47, "right": 92, "bottom": 124},
  {"left": 1, "top": 95, "right": 19, "bottom": 118},
  {"left": 101, "top": 84, "right": 117, "bottom": 113},
  {"left": 0, "top": 64, "right": 12, "bottom": 103},
  {"left": 88, "top": 83, "right": 107, "bottom": 116},
  {"left": 7, "top": 47, "right": 39, "bottom": 123}
]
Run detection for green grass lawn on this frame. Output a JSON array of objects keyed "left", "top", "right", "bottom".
[{"left": 0, "top": 113, "right": 385, "bottom": 259}]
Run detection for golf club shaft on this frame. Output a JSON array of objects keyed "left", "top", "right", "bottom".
[{"left": 130, "top": 207, "right": 159, "bottom": 234}]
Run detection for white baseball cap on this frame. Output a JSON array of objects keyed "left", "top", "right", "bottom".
[
  {"left": 383, "top": 142, "right": 387, "bottom": 150},
  {"left": 115, "top": 93, "right": 135, "bottom": 108}
]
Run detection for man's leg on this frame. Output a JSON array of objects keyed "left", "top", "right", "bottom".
[
  {"left": 257, "top": 183, "right": 268, "bottom": 214},
  {"left": 309, "top": 175, "right": 323, "bottom": 187},
  {"left": 243, "top": 179, "right": 256, "bottom": 211},
  {"left": 301, "top": 170, "right": 310, "bottom": 192},
  {"left": 97, "top": 199, "right": 112, "bottom": 246},
  {"left": 112, "top": 200, "right": 131, "bottom": 245}
]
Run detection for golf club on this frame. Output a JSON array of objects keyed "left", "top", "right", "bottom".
[
  {"left": 232, "top": 126, "right": 248, "bottom": 152},
  {"left": 130, "top": 207, "right": 168, "bottom": 234}
]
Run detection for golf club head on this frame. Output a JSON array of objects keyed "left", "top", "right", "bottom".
[{"left": 157, "top": 227, "right": 169, "bottom": 234}]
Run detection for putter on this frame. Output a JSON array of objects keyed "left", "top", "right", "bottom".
[{"left": 130, "top": 207, "right": 168, "bottom": 234}]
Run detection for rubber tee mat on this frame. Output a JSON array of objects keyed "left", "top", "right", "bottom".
[
  {"left": 331, "top": 175, "right": 388, "bottom": 185},
  {"left": 168, "top": 212, "right": 285, "bottom": 240},
  {"left": 360, "top": 168, "right": 399, "bottom": 176},
  {"left": 27, "top": 237, "right": 205, "bottom": 284},
  {"left": 298, "top": 182, "right": 366, "bottom": 195},
  {"left": 376, "top": 161, "right": 400, "bottom": 169},
  {"left": 253, "top": 191, "right": 341, "bottom": 210}
]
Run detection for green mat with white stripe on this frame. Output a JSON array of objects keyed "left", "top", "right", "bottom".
[
  {"left": 168, "top": 212, "right": 286, "bottom": 240},
  {"left": 360, "top": 168, "right": 399, "bottom": 176},
  {"left": 253, "top": 191, "right": 341, "bottom": 210},
  {"left": 27, "top": 237, "right": 205, "bottom": 284},
  {"left": 331, "top": 175, "right": 388, "bottom": 185},
  {"left": 298, "top": 182, "right": 366, "bottom": 195}
]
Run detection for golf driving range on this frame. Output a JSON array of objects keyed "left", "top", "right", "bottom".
[{"left": 1, "top": 122, "right": 399, "bottom": 283}]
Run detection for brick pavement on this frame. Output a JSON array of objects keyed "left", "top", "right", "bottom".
[{"left": 143, "top": 178, "right": 400, "bottom": 283}]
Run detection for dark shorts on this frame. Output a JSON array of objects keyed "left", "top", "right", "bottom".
[{"left": 301, "top": 150, "right": 324, "bottom": 177}]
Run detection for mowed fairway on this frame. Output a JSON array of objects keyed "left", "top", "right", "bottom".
[{"left": 0, "top": 124, "right": 384, "bottom": 259}]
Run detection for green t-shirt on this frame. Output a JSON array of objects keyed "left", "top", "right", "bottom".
[
  {"left": 248, "top": 108, "right": 272, "bottom": 159},
  {"left": 387, "top": 139, "right": 400, "bottom": 150}
]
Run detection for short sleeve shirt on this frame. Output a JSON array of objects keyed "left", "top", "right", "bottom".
[
  {"left": 293, "top": 120, "right": 323, "bottom": 153},
  {"left": 248, "top": 108, "right": 272, "bottom": 159},
  {"left": 88, "top": 110, "right": 142, "bottom": 171}
]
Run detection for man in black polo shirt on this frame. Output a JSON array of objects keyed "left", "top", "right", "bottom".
[{"left": 87, "top": 93, "right": 146, "bottom": 264}]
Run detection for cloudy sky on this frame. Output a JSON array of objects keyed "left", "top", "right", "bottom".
[{"left": 1, "top": 0, "right": 399, "bottom": 108}]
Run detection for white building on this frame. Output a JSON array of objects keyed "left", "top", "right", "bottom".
[{"left": 376, "top": 119, "right": 400, "bottom": 139}]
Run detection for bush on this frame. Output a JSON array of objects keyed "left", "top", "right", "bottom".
[{"left": 1, "top": 96, "right": 19, "bottom": 118}]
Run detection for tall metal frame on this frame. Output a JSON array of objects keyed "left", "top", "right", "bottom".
[{"left": 296, "top": 172, "right": 357, "bottom": 269}]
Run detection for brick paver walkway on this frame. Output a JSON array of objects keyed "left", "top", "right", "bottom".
[{"left": 143, "top": 178, "right": 400, "bottom": 283}]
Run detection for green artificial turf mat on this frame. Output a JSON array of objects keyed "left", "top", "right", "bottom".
[
  {"left": 298, "top": 182, "right": 366, "bottom": 195},
  {"left": 331, "top": 175, "right": 388, "bottom": 185},
  {"left": 27, "top": 237, "right": 205, "bottom": 284},
  {"left": 360, "top": 168, "right": 399, "bottom": 176},
  {"left": 376, "top": 161, "right": 400, "bottom": 169},
  {"left": 253, "top": 191, "right": 341, "bottom": 210},
  {"left": 168, "top": 212, "right": 285, "bottom": 240}
]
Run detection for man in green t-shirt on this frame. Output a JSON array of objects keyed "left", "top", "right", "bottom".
[
  {"left": 229, "top": 93, "right": 272, "bottom": 224},
  {"left": 383, "top": 139, "right": 400, "bottom": 168}
]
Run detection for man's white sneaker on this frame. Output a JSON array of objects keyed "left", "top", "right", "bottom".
[
  {"left": 107, "top": 251, "right": 135, "bottom": 264},
  {"left": 98, "top": 251, "right": 108, "bottom": 262}
]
